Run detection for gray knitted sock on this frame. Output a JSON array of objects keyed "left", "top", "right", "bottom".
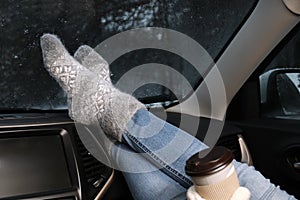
[
  {"left": 40, "top": 34, "right": 146, "bottom": 142},
  {"left": 74, "top": 45, "right": 111, "bottom": 83}
]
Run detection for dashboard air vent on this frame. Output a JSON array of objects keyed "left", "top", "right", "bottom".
[{"left": 74, "top": 133, "right": 112, "bottom": 200}]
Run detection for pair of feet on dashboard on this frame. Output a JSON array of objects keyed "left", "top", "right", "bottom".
[{"left": 40, "top": 34, "right": 145, "bottom": 142}]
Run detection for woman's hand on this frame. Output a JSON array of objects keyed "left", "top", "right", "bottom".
[{"left": 187, "top": 185, "right": 250, "bottom": 200}]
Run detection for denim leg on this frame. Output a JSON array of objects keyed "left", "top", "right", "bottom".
[
  {"left": 123, "top": 109, "right": 208, "bottom": 188},
  {"left": 111, "top": 143, "right": 187, "bottom": 200},
  {"left": 113, "top": 109, "right": 296, "bottom": 200},
  {"left": 233, "top": 161, "right": 297, "bottom": 200}
]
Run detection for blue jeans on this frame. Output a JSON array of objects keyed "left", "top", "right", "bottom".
[{"left": 111, "top": 109, "right": 296, "bottom": 200}]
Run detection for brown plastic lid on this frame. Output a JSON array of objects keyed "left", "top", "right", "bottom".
[{"left": 185, "top": 146, "right": 234, "bottom": 176}]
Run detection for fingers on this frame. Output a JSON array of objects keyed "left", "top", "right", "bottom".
[
  {"left": 187, "top": 186, "right": 206, "bottom": 200},
  {"left": 231, "top": 187, "right": 250, "bottom": 200},
  {"left": 74, "top": 45, "right": 111, "bottom": 83},
  {"left": 40, "top": 33, "right": 83, "bottom": 94}
]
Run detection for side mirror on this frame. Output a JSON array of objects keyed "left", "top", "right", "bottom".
[{"left": 260, "top": 68, "right": 300, "bottom": 118}]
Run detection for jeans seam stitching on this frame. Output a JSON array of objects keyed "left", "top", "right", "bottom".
[{"left": 125, "top": 132, "right": 193, "bottom": 188}]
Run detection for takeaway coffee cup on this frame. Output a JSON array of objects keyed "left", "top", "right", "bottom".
[{"left": 185, "top": 146, "right": 240, "bottom": 200}]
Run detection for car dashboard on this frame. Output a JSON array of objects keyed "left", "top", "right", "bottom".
[
  {"left": 0, "top": 113, "right": 113, "bottom": 200},
  {"left": 0, "top": 111, "right": 251, "bottom": 200}
]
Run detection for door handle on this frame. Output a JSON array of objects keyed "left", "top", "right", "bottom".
[
  {"left": 294, "top": 162, "right": 300, "bottom": 170},
  {"left": 237, "top": 134, "right": 253, "bottom": 166}
]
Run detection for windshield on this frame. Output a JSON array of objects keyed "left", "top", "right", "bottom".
[{"left": 0, "top": 0, "right": 257, "bottom": 111}]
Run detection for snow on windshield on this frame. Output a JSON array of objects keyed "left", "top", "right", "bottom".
[{"left": 0, "top": 0, "right": 256, "bottom": 110}]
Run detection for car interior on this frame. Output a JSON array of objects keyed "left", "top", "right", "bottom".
[{"left": 1, "top": 0, "right": 300, "bottom": 199}]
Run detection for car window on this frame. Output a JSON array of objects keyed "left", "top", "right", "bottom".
[
  {"left": 0, "top": 0, "right": 257, "bottom": 111},
  {"left": 260, "top": 26, "right": 300, "bottom": 119}
]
